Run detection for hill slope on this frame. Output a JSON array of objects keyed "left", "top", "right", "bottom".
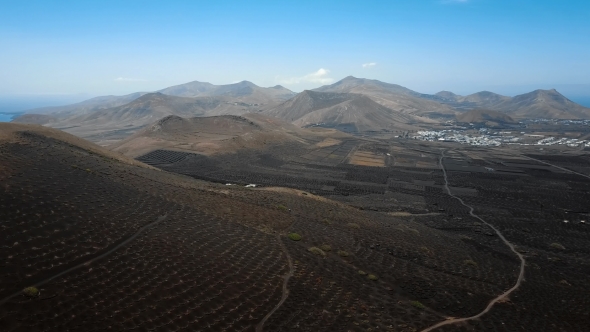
[
  {"left": 265, "top": 90, "right": 418, "bottom": 132},
  {"left": 159, "top": 80, "right": 295, "bottom": 102},
  {"left": 456, "top": 109, "right": 517, "bottom": 125},
  {"left": 15, "top": 81, "right": 296, "bottom": 130},
  {"left": 0, "top": 123, "right": 485, "bottom": 331},
  {"left": 430, "top": 89, "right": 590, "bottom": 119},
  {"left": 109, "top": 113, "right": 320, "bottom": 157},
  {"left": 313, "top": 76, "right": 457, "bottom": 120},
  {"left": 19, "top": 92, "right": 148, "bottom": 117},
  {"left": 495, "top": 89, "right": 590, "bottom": 119}
]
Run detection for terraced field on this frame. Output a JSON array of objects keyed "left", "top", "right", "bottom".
[
  {"left": 134, "top": 138, "right": 590, "bottom": 331},
  {"left": 2, "top": 124, "right": 589, "bottom": 331}
]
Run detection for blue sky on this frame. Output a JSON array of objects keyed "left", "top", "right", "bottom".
[{"left": 1, "top": 0, "right": 589, "bottom": 103}]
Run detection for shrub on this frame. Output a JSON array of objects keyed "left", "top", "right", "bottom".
[
  {"left": 288, "top": 233, "right": 302, "bottom": 241},
  {"left": 338, "top": 250, "right": 350, "bottom": 257},
  {"left": 23, "top": 286, "right": 39, "bottom": 297},
  {"left": 464, "top": 259, "right": 478, "bottom": 267},
  {"left": 550, "top": 243, "right": 565, "bottom": 250},
  {"left": 308, "top": 247, "right": 326, "bottom": 257},
  {"left": 358, "top": 270, "right": 367, "bottom": 275},
  {"left": 320, "top": 244, "right": 332, "bottom": 252},
  {"left": 459, "top": 235, "right": 472, "bottom": 241},
  {"left": 367, "top": 274, "right": 378, "bottom": 281},
  {"left": 420, "top": 246, "right": 433, "bottom": 256},
  {"left": 277, "top": 204, "right": 288, "bottom": 211},
  {"left": 347, "top": 223, "right": 360, "bottom": 229},
  {"left": 411, "top": 301, "right": 425, "bottom": 309}
]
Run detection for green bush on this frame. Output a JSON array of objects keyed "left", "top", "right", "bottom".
[
  {"left": 277, "top": 204, "right": 288, "bottom": 211},
  {"left": 320, "top": 244, "right": 332, "bottom": 252},
  {"left": 288, "top": 233, "right": 302, "bottom": 241},
  {"left": 367, "top": 274, "right": 378, "bottom": 281},
  {"left": 464, "top": 259, "right": 478, "bottom": 267},
  {"left": 338, "top": 250, "right": 350, "bottom": 257},
  {"left": 308, "top": 247, "right": 326, "bottom": 257},
  {"left": 23, "top": 286, "right": 39, "bottom": 297},
  {"left": 411, "top": 301, "right": 425, "bottom": 309},
  {"left": 358, "top": 270, "right": 367, "bottom": 275}
]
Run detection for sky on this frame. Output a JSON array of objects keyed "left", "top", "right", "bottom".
[{"left": 1, "top": 0, "right": 589, "bottom": 108}]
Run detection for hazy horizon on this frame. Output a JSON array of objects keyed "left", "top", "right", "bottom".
[
  {"left": 1, "top": 79, "right": 589, "bottom": 115},
  {"left": 1, "top": 0, "right": 588, "bottom": 100}
]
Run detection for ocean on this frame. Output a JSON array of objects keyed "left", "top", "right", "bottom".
[
  {"left": 570, "top": 97, "right": 590, "bottom": 108},
  {"left": 0, "top": 112, "right": 23, "bottom": 122}
]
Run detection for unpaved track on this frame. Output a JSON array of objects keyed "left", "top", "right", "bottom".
[
  {"left": 420, "top": 151, "right": 526, "bottom": 332},
  {"left": 519, "top": 154, "right": 590, "bottom": 180},
  {"left": 0, "top": 213, "right": 168, "bottom": 306},
  {"left": 256, "top": 235, "right": 294, "bottom": 332}
]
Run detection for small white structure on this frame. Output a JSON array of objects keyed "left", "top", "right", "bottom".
[{"left": 245, "top": 184, "right": 257, "bottom": 188}]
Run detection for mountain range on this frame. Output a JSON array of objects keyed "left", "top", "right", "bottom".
[{"left": 12, "top": 76, "right": 590, "bottom": 141}]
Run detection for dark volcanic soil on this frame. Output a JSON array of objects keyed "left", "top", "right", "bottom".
[{"left": 2, "top": 125, "right": 589, "bottom": 331}]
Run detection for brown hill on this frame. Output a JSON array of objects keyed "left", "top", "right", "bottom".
[
  {"left": 18, "top": 81, "right": 295, "bottom": 134},
  {"left": 494, "top": 89, "right": 590, "bottom": 119},
  {"left": 460, "top": 91, "right": 511, "bottom": 106},
  {"left": 313, "top": 76, "right": 457, "bottom": 120},
  {"left": 44, "top": 92, "right": 294, "bottom": 145},
  {"left": 265, "top": 90, "right": 418, "bottom": 133},
  {"left": 456, "top": 109, "right": 517, "bottom": 124},
  {"left": 435, "top": 91, "right": 460, "bottom": 101},
  {"left": 159, "top": 80, "right": 295, "bottom": 102},
  {"left": 429, "top": 89, "right": 590, "bottom": 119},
  {"left": 109, "top": 113, "right": 344, "bottom": 157},
  {"left": 11, "top": 113, "right": 57, "bottom": 125},
  {"left": 21, "top": 92, "right": 148, "bottom": 117}
]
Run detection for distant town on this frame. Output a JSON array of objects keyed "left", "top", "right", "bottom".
[{"left": 413, "top": 119, "right": 590, "bottom": 147}]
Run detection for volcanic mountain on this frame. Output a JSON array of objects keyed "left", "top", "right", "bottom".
[
  {"left": 15, "top": 80, "right": 295, "bottom": 123},
  {"left": 493, "top": 89, "right": 590, "bottom": 119},
  {"left": 265, "top": 90, "right": 419, "bottom": 133},
  {"left": 312, "top": 76, "right": 457, "bottom": 120},
  {"left": 456, "top": 109, "right": 517, "bottom": 126},
  {"left": 109, "top": 113, "right": 325, "bottom": 157},
  {"left": 431, "top": 89, "right": 590, "bottom": 119},
  {"left": 18, "top": 92, "right": 148, "bottom": 119},
  {"left": 159, "top": 80, "right": 296, "bottom": 102}
]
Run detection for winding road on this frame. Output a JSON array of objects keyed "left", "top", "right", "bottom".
[{"left": 420, "top": 151, "right": 527, "bottom": 332}]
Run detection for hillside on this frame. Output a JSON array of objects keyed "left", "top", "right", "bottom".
[
  {"left": 313, "top": 76, "right": 457, "bottom": 120},
  {"left": 37, "top": 92, "right": 294, "bottom": 146},
  {"left": 494, "top": 89, "right": 590, "bottom": 119},
  {"left": 20, "top": 92, "right": 148, "bottom": 117},
  {"left": 430, "top": 89, "right": 590, "bottom": 119},
  {"left": 0, "top": 123, "right": 492, "bottom": 331},
  {"left": 16, "top": 81, "right": 296, "bottom": 130},
  {"left": 109, "top": 113, "right": 321, "bottom": 157},
  {"left": 265, "top": 90, "right": 418, "bottom": 132},
  {"left": 456, "top": 109, "right": 517, "bottom": 125},
  {"left": 159, "top": 80, "right": 295, "bottom": 102}
]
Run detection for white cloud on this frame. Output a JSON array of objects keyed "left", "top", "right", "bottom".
[
  {"left": 279, "top": 68, "right": 334, "bottom": 85},
  {"left": 114, "top": 77, "right": 146, "bottom": 82},
  {"left": 362, "top": 62, "right": 377, "bottom": 68}
]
